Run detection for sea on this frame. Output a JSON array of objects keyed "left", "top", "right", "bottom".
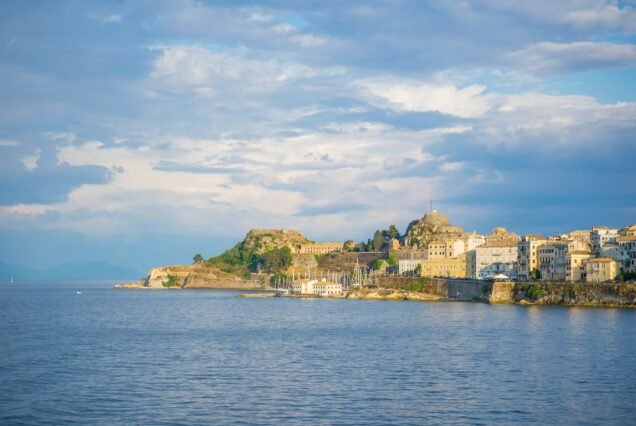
[{"left": 1, "top": 281, "right": 635, "bottom": 425}]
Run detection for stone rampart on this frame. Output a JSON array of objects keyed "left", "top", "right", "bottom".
[
  {"left": 316, "top": 252, "right": 386, "bottom": 271},
  {"left": 184, "top": 277, "right": 265, "bottom": 290},
  {"left": 378, "top": 277, "right": 636, "bottom": 307}
]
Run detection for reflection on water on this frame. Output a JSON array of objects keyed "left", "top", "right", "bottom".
[{"left": 0, "top": 281, "right": 635, "bottom": 425}]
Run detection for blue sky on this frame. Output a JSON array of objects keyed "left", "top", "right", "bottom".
[{"left": 1, "top": 0, "right": 635, "bottom": 271}]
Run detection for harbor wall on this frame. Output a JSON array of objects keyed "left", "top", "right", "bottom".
[{"left": 377, "top": 276, "right": 636, "bottom": 307}]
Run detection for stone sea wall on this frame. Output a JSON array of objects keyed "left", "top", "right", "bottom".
[
  {"left": 492, "top": 282, "right": 636, "bottom": 307},
  {"left": 378, "top": 276, "right": 636, "bottom": 307},
  {"left": 184, "top": 276, "right": 264, "bottom": 290}
]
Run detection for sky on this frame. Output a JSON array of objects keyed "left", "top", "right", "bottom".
[{"left": 1, "top": 0, "right": 635, "bottom": 272}]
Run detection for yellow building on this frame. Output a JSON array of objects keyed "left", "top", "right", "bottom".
[
  {"left": 419, "top": 253, "right": 472, "bottom": 278},
  {"left": 298, "top": 242, "right": 343, "bottom": 255},
  {"left": 566, "top": 250, "right": 591, "bottom": 282},
  {"left": 517, "top": 234, "right": 546, "bottom": 280},
  {"left": 425, "top": 238, "right": 465, "bottom": 260},
  {"left": 584, "top": 258, "right": 619, "bottom": 283}
]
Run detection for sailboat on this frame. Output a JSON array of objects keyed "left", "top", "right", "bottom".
[{"left": 10, "top": 275, "right": 14, "bottom": 284}]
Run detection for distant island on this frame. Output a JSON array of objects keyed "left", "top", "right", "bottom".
[{"left": 117, "top": 209, "right": 636, "bottom": 307}]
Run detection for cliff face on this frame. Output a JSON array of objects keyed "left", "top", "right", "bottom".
[{"left": 125, "top": 264, "right": 264, "bottom": 290}]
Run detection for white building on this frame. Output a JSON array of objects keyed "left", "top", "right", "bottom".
[
  {"left": 399, "top": 259, "right": 424, "bottom": 274},
  {"left": 617, "top": 236, "right": 636, "bottom": 274},
  {"left": 591, "top": 226, "right": 618, "bottom": 256},
  {"left": 474, "top": 243, "right": 518, "bottom": 279},
  {"left": 291, "top": 279, "right": 342, "bottom": 296}
]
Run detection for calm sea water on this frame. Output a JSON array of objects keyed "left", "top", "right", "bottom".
[{"left": 1, "top": 281, "right": 635, "bottom": 425}]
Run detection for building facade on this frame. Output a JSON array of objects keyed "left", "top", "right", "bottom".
[
  {"left": 474, "top": 243, "right": 518, "bottom": 279},
  {"left": 292, "top": 279, "right": 342, "bottom": 296},
  {"left": 419, "top": 253, "right": 472, "bottom": 278},
  {"left": 298, "top": 242, "right": 344, "bottom": 255},
  {"left": 399, "top": 259, "right": 424, "bottom": 275},
  {"left": 591, "top": 227, "right": 618, "bottom": 256},
  {"left": 566, "top": 250, "right": 592, "bottom": 282},
  {"left": 517, "top": 234, "right": 546, "bottom": 280},
  {"left": 584, "top": 258, "right": 619, "bottom": 283}
]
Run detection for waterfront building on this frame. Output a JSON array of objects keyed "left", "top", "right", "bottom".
[
  {"left": 517, "top": 234, "right": 546, "bottom": 280},
  {"left": 584, "top": 258, "right": 619, "bottom": 283},
  {"left": 617, "top": 236, "right": 636, "bottom": 274},
  {"left": 539, "top": 241, "right": 569, "bottom": 281},
  {"left": 601, "top": 242, "right": 621, "bottom": 262},
  {"left": 292, "top": 279, "right": 342, "bottom": 296},
  {"left": 474, "top": 241, "right": 518, "bottom": 279},
  {"left": 566, "top": 250, "right": 592, "bottom": 282},
  {"left": 419, "top": 252, "right": 472, "bottom": 278},
  {"left": 399, "top": 259, "right": 424, "bottom": 274},
  {"left": 591, "top": 227, "right": 618, "bottom": 256},
  {"left": 312, "top": 280, "right": 342, "bottom": 296},
  {"left": 298, "top": 242, "right": 344, "bottom": 255},
  {"left": 389, "top": 238, "right": 400, "bottom": 250}
]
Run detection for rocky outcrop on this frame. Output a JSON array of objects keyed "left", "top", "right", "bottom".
[
  {"left": 403, "top": 210, "right": 467, "bottom": 249},
  {"left": 346, "top": 289, "right": 441, "bottom": 301},
  {"left": 243, "top": 229, "right": 309, "bottom": 255},
  {"left": 116, "top": 264, "right": 265, "bottom": 290}
]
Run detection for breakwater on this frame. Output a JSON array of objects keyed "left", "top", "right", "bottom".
[{"left": 377, "top": 277, "right": 636, "bottom": 307}]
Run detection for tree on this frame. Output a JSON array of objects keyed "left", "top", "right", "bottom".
[
  {"left": 354, "top": 242, "right": 367, "bottom": 252},
  {"left": 344, "top": 240, "right": 355, "bottom": 252},
  {"left": 259, "top": 246, "right": 293, "bottom": 273},
  {"left": 193, "top": 254, "right": 204, "bottom": 264},
  {"left": 372, "top": 230, "right": 384, "bottom": 252},
  {"left": 529, "top": 268, "right": 541, "bottom": 280},
  {"left": 387, "top": 224, "right": 400, "bottom": 240},
  {"left": 414, "top": 264, "right": 422, "bottom": 276},
  {"left": 372, "top": 259, "right": 386, "bottom": 270},
  {"left": 388, "top": 253, "right": 398, "bottom": 266}
]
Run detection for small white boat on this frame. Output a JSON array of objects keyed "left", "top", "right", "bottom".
[
  {"left": 10, "top": 275, "right": 14, "bottom": 284},
  {"left": 76, "top": 291, "right": 82, "bottom": 295}
]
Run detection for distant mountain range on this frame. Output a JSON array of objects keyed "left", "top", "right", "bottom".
[{"left": 0, "top": 261, "right": 145, "bottom": 281}]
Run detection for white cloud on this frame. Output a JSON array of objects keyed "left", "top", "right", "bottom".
[
  {"left": 565, "top": 3, "right": 636, "bottom": 32},
  {"left": 440, "top": 161, "right": 465, "bottom": 172},
  {"left": 509, "top": 42, "right": 636, "bottom": 75},
  {"left": 44, "top": 132, "right": 76, "bottom": 144},
  {"left": 472, "top": 1, "right": 636, "bottom": 33},
  {"left": 21, "top": 148, "right": 41, "bottom": 171},
  {"left": 356, "top": 77, "right": 491, "bottom": 118},
  {"left": 480, "top": 92, "right": 636, "bottom": 146},
  {"left": 322, "top": 121, "right": 392, "bottom": 133},
  {"left": 149, "top": 45, "right": 342, "bottom": 95},
  {"left": 0, "top": 139, "right": 19, "bottom": 146}
]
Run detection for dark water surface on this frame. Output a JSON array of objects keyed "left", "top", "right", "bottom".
[{"left": 1, "top": 281, "right": 635, "bottom": 425}]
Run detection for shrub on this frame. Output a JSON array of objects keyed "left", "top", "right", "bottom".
[
  {"left": 525, "top": 283, "right": 545, "bottom": 300},
  {"left": 162, "top": 274, "right": 180, "bottom": 288}
]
